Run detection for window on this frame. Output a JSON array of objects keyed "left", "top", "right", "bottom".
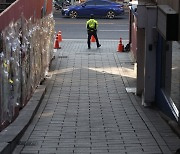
[
  {"left": 96, "top": 1, "right": 110, "bottom": 5},
  {"left": 171, "top": 41, "right": 180, "bottom": 110},
  {"left": 85, "top": 1, "right": 95, "bottom": 5}
]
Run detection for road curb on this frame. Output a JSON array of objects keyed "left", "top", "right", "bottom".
[{"left": 0, "top": 85, "right": 46, "bottom": 154}]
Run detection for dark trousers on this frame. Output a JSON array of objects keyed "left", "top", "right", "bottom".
[{"left": 87, "top": 31, "right": 100, "bottom": 48}]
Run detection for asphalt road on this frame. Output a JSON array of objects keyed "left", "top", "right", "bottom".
[{"left": 53, "top": 10, "right": 129, "bottom": 40}]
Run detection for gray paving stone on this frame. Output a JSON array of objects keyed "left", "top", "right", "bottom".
[
  {"left": 11, "top": 40, "right": 180, "bottom": 154},
  {"left": 21, "top": 151, "right": 39, "bottom": 154},
  {"left": 56, "top": 148, "right": 74, "bottom": 153}
]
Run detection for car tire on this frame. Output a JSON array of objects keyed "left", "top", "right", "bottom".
[
  {"left": 69, "top": 10, "right": 78, "bottom": 18},
  {"left": 107, "top": 11, "right": 115, "bottom": 19}
]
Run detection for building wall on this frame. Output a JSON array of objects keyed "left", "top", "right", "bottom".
[
  {"left": 139, "top": 0, "right": 179, "bottom": 38},
  {"left": 136, "top": 0, "right": 179, "bottom": 121},
  {"left": 0, "top": 0, "right": 54, "bottom": 131},
  {"left": 155, "top": 0, "right": 180, "bottom": 40},
  {"left": 0, "top": 0, "right": 53, "bottom": 30},
  {"left": 156, "top": 0, "right": 179, "bottom": 12}
]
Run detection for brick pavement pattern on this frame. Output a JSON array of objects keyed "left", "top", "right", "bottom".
[{"left": 13, "top": 40, "right": 180, "bottom": 154}]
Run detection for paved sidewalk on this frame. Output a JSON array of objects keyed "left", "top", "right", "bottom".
[{"left": 13, "top": 40, "right": 180, "bottom": 154}]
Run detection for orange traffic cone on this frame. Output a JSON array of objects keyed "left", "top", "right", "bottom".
[
  {"left": 54, "top": 36, "right": 61, "bottom": 49},
  {"left": 117, "top": 38, "right": 124, "bottom": 52},
  {"left": 91, "top": 35, "right": 96, "bottom": 42},
  {"left": 57, "top": 31, "right": 62, "bottom": 42},
  {"left": 58, "top": 31, "right": 62, "bottom": 35}
]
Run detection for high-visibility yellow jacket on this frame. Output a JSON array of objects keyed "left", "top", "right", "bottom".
[{"left": 86, "top": 19, "right": 98, "bottom": 32}]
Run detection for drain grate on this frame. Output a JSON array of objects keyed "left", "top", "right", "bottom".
[{"left": 18, "top": 141, "right": 37, "bottom": 146}]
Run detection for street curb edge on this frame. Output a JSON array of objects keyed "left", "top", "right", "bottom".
[{"left": 0, "top": 85, "right": 46, "bottom": 154}]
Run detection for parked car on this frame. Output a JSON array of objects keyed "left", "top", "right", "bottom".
[
  {"left": 61, "top": 0, "right": 124, "bottom": 19},
  {"left": 53, "top": 0, "right": 71, "bottom": 10}
]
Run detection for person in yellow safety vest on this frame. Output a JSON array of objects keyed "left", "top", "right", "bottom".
[{"left": 86, "top": 14, "right": 101, "bottom": 49}]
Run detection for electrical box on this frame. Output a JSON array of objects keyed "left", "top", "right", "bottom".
[{"left": 157, "top": 5, "right": 179, "bottom": 41}]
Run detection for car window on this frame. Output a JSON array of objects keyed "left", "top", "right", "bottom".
[
  {"left": 95, "top": 1, "right": 111, "bottom": 5},
  {"left": 85, "top": 1, "right": 95, "bottom": 5}
]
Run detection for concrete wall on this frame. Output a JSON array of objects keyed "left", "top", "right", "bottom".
[
  {"left": 153, "top": 0, "right": 180, "bottom": 41},
  {"left": 0, "top": 0, "right": 53, "bottom": 30},
  {"left": 156, "top": 0, "right": 179, "bottom": 12},
  {"left": 137, "top": 0, "right": 180, "bottom": 120},
  {"left": 0, "top": 0, "right": 54, "bottom": 131}
]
